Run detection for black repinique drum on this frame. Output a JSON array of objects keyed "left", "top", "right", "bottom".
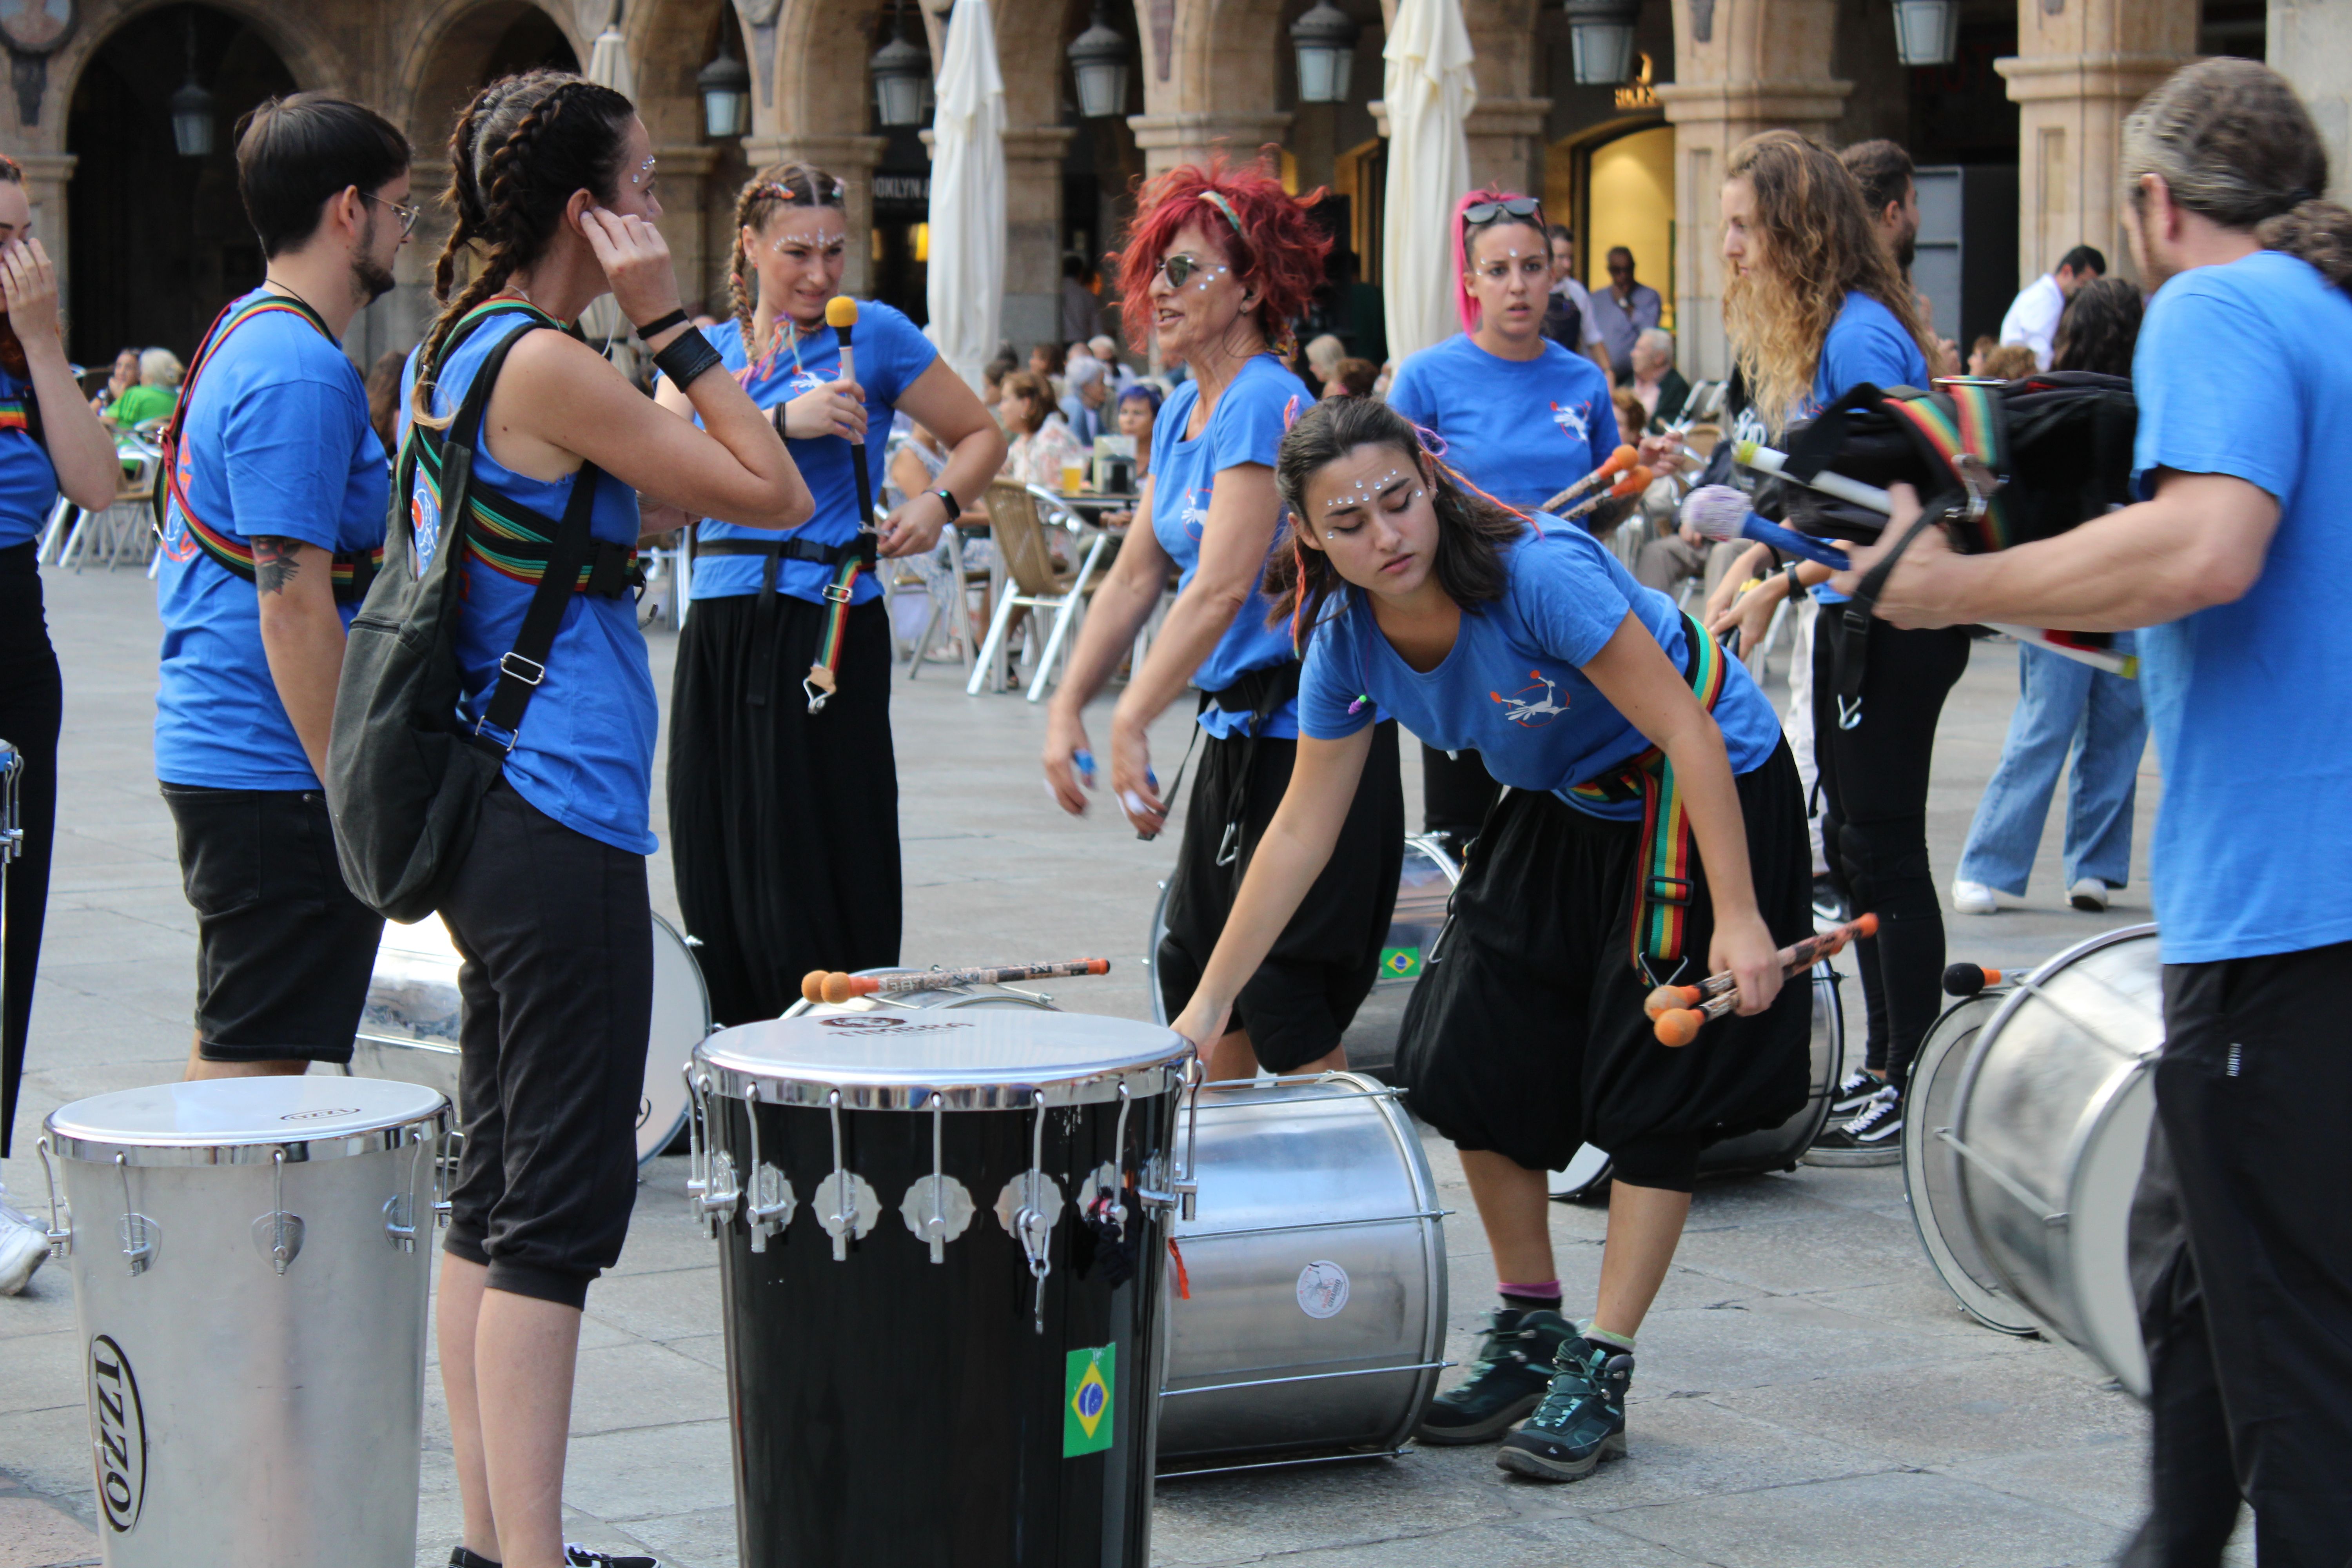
[{"left": 687, "top": 1011, "right": 1194, "bottom": 1568}]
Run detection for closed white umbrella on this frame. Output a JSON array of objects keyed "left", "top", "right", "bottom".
[
  {"left": 925, "top": 0, "right": 1006, "bottom": 392},
  {"left": 1379, "top": 0, "right": 1477, "bottom": 364},
  {"left": 583, "top": 1, "right": 639, "bottom": 371}
]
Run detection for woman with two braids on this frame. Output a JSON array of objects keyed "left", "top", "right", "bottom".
[
  {"left": 400, "top": 72, "right": 806, "bottom": 1568},
  {"left": 1040, "top": 160, "right": 1404, "bottom": 1087},
  {"left": 655, "top": 163, "right": 1003, "bottom": 1026}
]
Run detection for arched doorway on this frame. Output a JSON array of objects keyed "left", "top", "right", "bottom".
[{"left": 66, "top": 4, "right": 297, "bottom": 365}]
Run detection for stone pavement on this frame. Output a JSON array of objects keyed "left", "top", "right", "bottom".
[{"left": 0, "top": 564, "right": 2234, "bottom": 1567}]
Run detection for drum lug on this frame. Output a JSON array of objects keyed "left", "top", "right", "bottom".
[
  {"left": 1171, "top": 1056, "right": 1204, "bottom": 1221},
  {"left": 112, "top": 1154, "right": 159, "bottom": 1276},
  {"left": 745, "top": 1164, "right": 797, "bottom": 1252},
  {"left": 815, "top": 1093, "right": 878, "bottom": 1260},
  {"left": 34, "top": 1138, "right": 70, "bottom": 1259},
  {"left": 901, "top": 1098, "right": 972, "bottom": 1264},
  {"left": 700, "top": 1149, "right": 742, "bottom": 1228},
  {"left": 383, "top": 1196, "right": 416, "bottom": 1252},
  {"left": 996, "top": 1099, "right": 1065, "bottom": 1333},
  {"left": 252, "top": 1149, "right": 306, "bottom": 1276}
]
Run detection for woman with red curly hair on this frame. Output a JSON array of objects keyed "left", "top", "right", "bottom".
[{"left": 1042, "top": 159, "right": 1403, "bottom": 1085}]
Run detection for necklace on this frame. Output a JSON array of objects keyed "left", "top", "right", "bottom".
[{"left": 262, "top": 277, "right": 325, "bottom": 318}]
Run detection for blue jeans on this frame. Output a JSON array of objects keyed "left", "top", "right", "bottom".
[{"left": 1956, "top": 637, "right": 2147, "bottom": 896}]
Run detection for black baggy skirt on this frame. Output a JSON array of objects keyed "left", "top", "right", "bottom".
[
  {"left": 1155, "top": 720, "right": 1406, "bottom": 1073},
  {"left": 668, "top": 592, "right": 900, "bottom": 1027},
  {"left": 1396, "top": 741, "right": 1812, "bottom": 1174}
]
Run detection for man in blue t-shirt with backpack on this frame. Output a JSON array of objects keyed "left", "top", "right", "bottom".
[
  {"left": 1836, "top": 59, "right": 2352, "bottom": 1568},
  {"left": 153, "top": 93, "right": 410, "bottom": 1081}
]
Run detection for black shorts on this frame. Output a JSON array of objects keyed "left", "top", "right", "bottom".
[
  {"left": 1395, "top": 742, "right": 1813, "bottom": 1187},
  {"left": 1156, "top": 720, "right": 1406, "bottom": 1073},
  {"left": 440, "top": 779, "right": 653, "bottom": 1310},
  {"left": 161, "top": 783, "right": 383, "bottom": 1064}
]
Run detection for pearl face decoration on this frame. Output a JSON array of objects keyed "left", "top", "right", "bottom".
[
  {"left": 1321, "top": 469, "right": 1411, "bottom": 510},
  {"left": 775, "top": 229, "right": 848, "bottom": 252},
  {"left": 630, "top": 155, "right": 657, "bottom": 187}
]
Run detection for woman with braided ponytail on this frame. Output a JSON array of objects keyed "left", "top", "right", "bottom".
[
  {"left": 653, "top": 162, "right": 1002, "bottom": 1026},
  {"left": 398, "top": 71, "right": 806, "bottom": 1568}
]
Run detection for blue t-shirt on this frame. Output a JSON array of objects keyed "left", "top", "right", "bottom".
[
  {"left": 0, "top": 369, "right": 57, "bottom": 550},
  {"left": 1808, "top": 292, "right": 1929, "bottom": 605},
  {"left": 153, "top": 291, "right": 388, "bottom": 789},
  {"left": 1385, "top": 333, "right": 1618, "bottom": 513},
  {"left": 682, "top": 307, "right": 936, "bottom": 604},
  {"left": 1298, "top": 523, "right": 1782, "bottom": 819},
  {"left": 1150, "top": 354, "right": 1314, "bottom": 740},
  {"left": 2129, "top": 250, "right": 2352, "bottom": 963},
  {"left": 400, "top": 313, "right": 657, "bottom": 856}
]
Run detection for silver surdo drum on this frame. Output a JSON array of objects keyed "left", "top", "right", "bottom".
[
  {"left": 1904, "top": 981, "right": 2039, "bottom": 1336},
  {"left": 687, "top": 1011, "right": 1191, "bottom": 1567},
  {"left": 36, "top": 1077, "right": 447, "bottom": 1566},
  {"left": 1553, "top": 961, "right": 1846, "bottom": 1200},
  {"left": 348, "top": 910, "right": 708, "bottom": 1165},
  {"left": 1945, "top": 926, "right": 2159, "bottom": 1394},
  {"left": 1150, "top": 834, "right": 1460, "bottom": 1078},
  {"left": 1161, "top": 1073, "right": 1447, "bottom": 1474}
]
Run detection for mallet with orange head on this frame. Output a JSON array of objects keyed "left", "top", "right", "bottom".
[
  {"left": 1646, "top": 913, "right": 1878, "bottom": 1047},
  {"left": 801, "top": 958, "right": 1112, "bottom": 1006}
]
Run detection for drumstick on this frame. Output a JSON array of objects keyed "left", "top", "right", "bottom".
[
  {"left": 1648, "top": 914, "right": 1879, "bottom": 1046},
  {"left": 1555, "top": 465, "right": 1651, "bottom": 521},
  {"left": 1540, "top": 445, "right": 1639, "bottom": 515},
  {"left": 803, "top": 959, "right": 1112, "bottom": 1006}
]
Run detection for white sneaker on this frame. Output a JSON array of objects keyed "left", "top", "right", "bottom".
[
  {"left": 0, "top": 1201, "right": 50, "bottom": 1296},
  {"left": 2068, "top": 878, "right": 2111, "bottom": 912},
  {"left": 1951, "top": 880, "right": 2000, "bottom": 915}
]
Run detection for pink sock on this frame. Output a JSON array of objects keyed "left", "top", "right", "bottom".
[{"left": 1498, "top": 1279, "right": 1562, "bottom": 1306}]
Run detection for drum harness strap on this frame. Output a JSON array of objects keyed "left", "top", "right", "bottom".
[
  {"left": 1151, "top": 660, "right": 1302, "bottom": 860},
  {"left": 694, "top": 522, "right": 877, "bottom": 715},
  {"left": 159, "top": 292, "right": 388, "bottom": 603},
  {"left": 1784, "top": 380, "right": 2010, "bottom": 731},
  {"left": 1561, "top": 612, "right": 1729, "bottom": 983}
]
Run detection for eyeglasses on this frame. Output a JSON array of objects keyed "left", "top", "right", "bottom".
[
  {"left": 1154, "top": 253, "right": 1225, "bottom": 289},
  {"left": 1463, "top": 197, "right": 1544, "bottom": 228},
  {"left": 361, "top": 191, "right": 421, "bottom": 238}
]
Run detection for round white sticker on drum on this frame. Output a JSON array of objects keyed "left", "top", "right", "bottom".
[{"left": 1296, "top": 1260, "right": 1350, "bottom": 1319}]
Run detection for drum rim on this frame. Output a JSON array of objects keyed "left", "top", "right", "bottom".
[
  {"left": 1950, "top": 922, "right": 2160, "bottom": 1374},
  {"left": 1900, "top": 991, "right": 2040, "bottom": 1336},
  {"left": 45, "top": 1081, "right": 450, "bottom": 1166},
  {"left": 693, "top": 1013, "right": 1193, "bottom": 1110}
]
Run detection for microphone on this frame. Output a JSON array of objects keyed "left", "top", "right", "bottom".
[
  {"left": 1541, "top": 444, "right": 1639, "bottom": 515},
  {"left": 1942, "top": 962, "right": 2005, "bottom": 998},
  {"left": 1680, "top": 484, "right": 1853, "bottom": 570},
  {"left": 824, "top": 294, "right": 878, "bottom": 524}
]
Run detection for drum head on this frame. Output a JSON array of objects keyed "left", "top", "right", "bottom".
[
  {"left": 1903, "top": 992, "right": 2038, "bottom": 1336},
  {"left": 49, "top": 1076, "right": 447, "bottom": 1162},
  {"left": 697, "top": 1011, "right": 1190, "bottom": 1110},
  {"left": 640, "top": 913, "right": 710, "bottom": 1165}
]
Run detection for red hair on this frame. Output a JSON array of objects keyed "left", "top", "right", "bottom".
[
  {"left": 1452, "top": 187, "right": 1548, "bottom": 336},
  {"left": 1116, "top": 154, "right": 1332, "bottom": 361}
]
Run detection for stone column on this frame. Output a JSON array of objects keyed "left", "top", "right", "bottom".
[
  {"left": 1002, "top": 125, "right": 1075, "bottom": 352},
  {"left": 1994, "top": 0, "right": 2196, "bottom": 290},
  {"left": 1464, "top": 97, "right": 1552, "bottom": 194},
  {"left": 2269, "top": 0, "right": 2349, "bottom": 201},
  {"left": 654, "top": 144, "right": 724, "bottom": 314},
  {"left": 1126, "top": 113, "right": 1292, "bottom": 180},
  {"left": 1653, "top": 0, "right": 1851, "bottom": 380},
  {"left": 742, "top": 132, "right": 890, "bottom": 296}
]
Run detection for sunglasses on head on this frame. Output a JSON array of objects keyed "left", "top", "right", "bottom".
[{"left": 1463, "top": 197, "right": 1544, "bottom": 228}]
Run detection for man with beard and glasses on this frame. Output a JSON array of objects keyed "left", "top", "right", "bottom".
[{"left": 153, "top": 93, "right": 410, "bottom": 1082}]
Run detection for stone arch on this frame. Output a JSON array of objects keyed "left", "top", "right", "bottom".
[
  {"left": 35, "top": 0, "right": 341, "bottom": 151},
  {"left": 392, "top": 0, "right": 586, "bottom": 161}
]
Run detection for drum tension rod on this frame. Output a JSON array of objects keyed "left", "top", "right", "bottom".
[
  {"left": 114, "top": 1153, "right": 157, "bottom": 1277},
  {"left": 1015, "top": 1096, "right": 1055, "bottom": 1334},
  {"left": 34, "top": 1138, "right": 71, "bottom": 1259}
]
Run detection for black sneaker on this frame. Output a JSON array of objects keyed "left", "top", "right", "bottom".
[
  {"left": 565, "top": 1547, "right": 660, "bottom": 1568},
  {"left": 1416, "top": 1308, "right": 1574, "bottom": 1445},
  {"left": 450, "top": 1552, "right": 500, "bottom": 1568},
  {"left": 1830, "top": 1068, "right": 1883, "bottom": 1116},
  {"left": 1806, "top": 1083, "right": 1903, "bottom": 1167},
  {"left": 1497, "top": 1336, "right": 1632, "bottom": 1482}
]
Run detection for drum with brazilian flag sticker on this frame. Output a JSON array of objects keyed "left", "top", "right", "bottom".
[{"left": 688, "top": 1010, "right": 1194, "bottom": 1566}]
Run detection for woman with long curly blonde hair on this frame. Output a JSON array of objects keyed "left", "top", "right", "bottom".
[{"left": 1706, "top": 129, "right": 1960, "bottom": 1165}]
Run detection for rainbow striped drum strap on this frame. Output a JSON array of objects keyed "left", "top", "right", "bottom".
[
  {"left": 1564, "top": 613, "right": 1729, "bottom": 977},
  {"left": 802, "top": 554, "right": 865, "bottom": 713},
  {"left": 0, "top": 399, "right": 28, "bottom": 434},
  {"left": 1881, "top": 379, "right": 2014, "bottom": 552},
  {"left": 161, "top": 294, "right": 385, "bottom": 601}
]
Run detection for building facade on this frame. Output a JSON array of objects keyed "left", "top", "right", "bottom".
[{"left": 0, "top": 0, "right": 2322, "bottom": 381}]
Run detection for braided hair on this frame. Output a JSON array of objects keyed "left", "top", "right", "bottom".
[
  {"left": 410, "top": 70, "right": 636, "bottom": 426},
  {"left": 726, "top": 162, "right": 846, "bottom": 365}
]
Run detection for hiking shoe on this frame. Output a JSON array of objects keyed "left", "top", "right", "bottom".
[
  {"left": 1807, "top": 1083, "right": 1903, "bottom": 1166},
  {"left": 2068, "top": 878, "right": 2111, "bottom": 912},
  {"left": 1417, "top": 1308, "right": 1574, "bottom": 1445},
  {"left": 1497, "top": 1337, "right": 1632, "bottom": 1482},
  {"left": 565, "top": 1547, "right": 659, "bottom": 1568},
  {"left": 1830, "top": 1068, "right": 1884, "bottom": 1116}
]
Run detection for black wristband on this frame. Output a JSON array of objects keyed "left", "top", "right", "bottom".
[
  {"left": 653, "top": 328, "right": 725, "bottom": 389},
  {"left": 633, "top": 307, "right": 689, "bottom": 340},
  {"left": 933, "top": 487, "right": 959, "bottom": 523}
]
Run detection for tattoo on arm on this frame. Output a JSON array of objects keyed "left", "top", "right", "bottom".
[{"left": 252, "top": 536, "right": 299, "bottom": 596}]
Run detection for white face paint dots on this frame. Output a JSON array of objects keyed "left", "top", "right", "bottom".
[
  {"left": 1321, "top": 469, "right": 1409, "bottom": 510},
  {"left": 774, "top": 229, "right": 848, "bottom": 253},
  {"left": 630, "top": 155, "right": 657, "bottom": 188}
]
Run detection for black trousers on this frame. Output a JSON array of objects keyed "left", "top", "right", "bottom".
[
  {"left": 1811, "top": 610, "right": 1969, "bottom": 1086},
  {"left": 0, "top": 544, "right": 60, "bottom": 1158},
  {"left": 2118, "top": 941, "right": 2352, "bottom": 1568},
  {"left": 440, "top": 780, "right": 652, "bottom": 1310},
  {"left": 668, "top": 593, "right": 900, "bottom": 1027},
  {"left": 1419, "top": 743, "right": 1500, "bottom": 842}
]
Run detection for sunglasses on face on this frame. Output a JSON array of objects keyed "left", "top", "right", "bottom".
[
  {"left": 1154, "top": 252, "right": 1217, "bottom": 289},
  {"left": 1463, "top": 197, "right": 1544, "bottom": 228}
]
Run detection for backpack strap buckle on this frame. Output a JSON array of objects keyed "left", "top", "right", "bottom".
[{"left": 497, "top": 651, "right": 546, "bottom": 686}]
